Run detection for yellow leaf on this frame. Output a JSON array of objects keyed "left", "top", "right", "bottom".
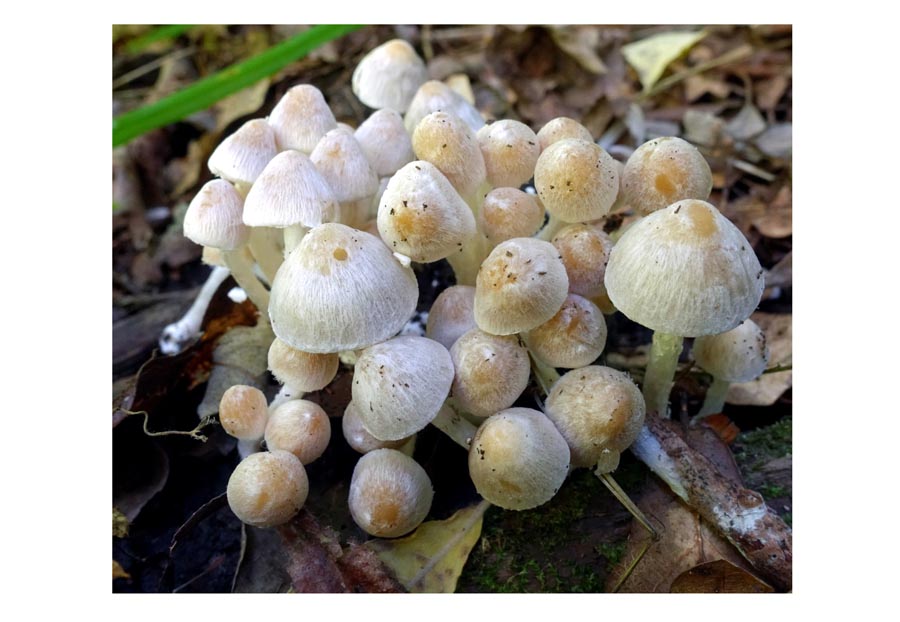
[
  {"left": 113, "top": 507, "right": 130, "bottom": 538},
  {"left": 113, "top": 560, "right": 131, "bottom": 580},
  {"left": 622, "top": 31, "right": 706, "bottom": 92},
  {"left": 365, "top": 501, "right": 489, "bottom": 593}
]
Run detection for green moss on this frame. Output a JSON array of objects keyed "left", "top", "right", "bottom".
[
  {"left": 734, "top": 417, "right": 792, "bottom": 472},
  {"left": 758, "top": 483, "right": 788, "bottom": 498}
]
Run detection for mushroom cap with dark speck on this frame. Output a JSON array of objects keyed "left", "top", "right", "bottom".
[
  {"left": 693, "top": 319, "right": 770, "bottom": 382},
  {"left": 226, "top": 450, "right": 309, "bottom": 528}
]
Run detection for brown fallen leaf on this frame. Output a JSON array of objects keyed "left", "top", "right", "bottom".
[
  {"left": 114, "top": 560, "right": 131, "bottom": 581},
  {"left": 727, "top": 312, "right": 792, "bottom": 406},
  {"left": 751, "top": 184, "right": 792, "bottom": 238},
  {"left": 548, "top": 26, "right": 607, "bottom": 75},
  {"left": 671, "top": 559, "right": 773, "bottom": 593}
]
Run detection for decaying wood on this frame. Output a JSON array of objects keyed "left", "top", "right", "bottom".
[{"left": 630, "top": 414, "right": 792, "bottom": 591}]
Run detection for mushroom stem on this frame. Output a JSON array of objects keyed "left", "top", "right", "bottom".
[
  {"left": 223, "top": 249, "right": 270, "bottom": 314},
  {"left": 237, "top": 438, "right": 262, "bottom": 459},
  {"left": 247, "top": 227, "right": 284, "bottom": 284},
  {"left": 431, "top": 404, "right": 478, "bottom": 450},
  {"left": 536, "top": 213, "right": 567, "bottom": 242},
  {"left": 268, "top": 383, "right": 304, "bottom": 413},
  {"left": 446, "top": 233, "right": 488, "bottom": 286},
  {"left": 283, "top": 224, "right": 310, "bottom": 257},
  {"left": 697, "top": 376, "right": 730, "bottom": 417},
  {"left": 159, "top": 266, "right": 230, "bottom": 355},
  {"left": 529, "top": 350, "right": 561, "bottom": 396},
  {"left": 642, "top": 331, "right": 684, "bottom": 417}
]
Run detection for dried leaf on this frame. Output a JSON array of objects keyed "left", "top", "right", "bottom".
[
  {"left": 366, "top": 501, "right": 488, "bottom": 593},
  {"left": 755, "top": 122, "right": 792, "bottom": 160},
  {"left": 683, "top": 109, "right": 725, "bottom": 147},
  {"left": 113, "top": 560, "right": 131, "bottom": 580},
  {"left": 727, "top": 312, "right": 792, "bottom": 406},
  {"left": 752, "top": 184, "right": 792, "bottom": 238},
  {"left": 684, "top": 74, "right": 731, "bottom": 102},
  {"left": 549, "top": 26, "right": 607, "bottom": 74},
  {"left": 624, "top": 102, "right": 646, "bottom": 144},
  {"left": 113, "top": 507, "right": 130, "bottom": 538},
  {"left": 214, "top": 79, "right": 271, "bottom": 133},
  {"left": 671, "top": 559, "right": 773, "bottom": 593},
  {"left": 725, "top": 103, "right": 767, "bottom": 141},
  {"left": 765, "top": 251, "right": 792, "bottom": 289},
  {"left": 622, "top": 30, "right": 706, "bottom": 92},
  {"left": 445, "top": 74, "right": 475, "bottom": 105}
]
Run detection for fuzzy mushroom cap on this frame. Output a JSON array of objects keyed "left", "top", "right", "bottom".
[
  {"left": 184, "top": 179, "right": 249, "bottom": 250},
  {"left": 208, "top": 119, "right": 278, "bottom": 186},
  {"left": 309, "top": 128, "right": 380, "bottom": 203},
  {"left": 474, "top": 237, "right": 569, "bottom": 335},
  {"left": 468, "top": 408, "right": 570, "bottom": 511},
  {"left": 355, "top": 109, "right": 415, "bottom": 177},
  {"left": 693, "top": 319, "right": 770, "bottom": 382},
  {"left": 269, "top": 223, "right": 418, "bottom": 353},
  {"left": 352, "top": 336, "right": 454, "bottom": 441},
  {"left": 267, "top": 338, "right": 339, "bottom": 392},
  {"left": 524, "top": 294, "right": 607, "bottom": 369},
  {"left": 477, "top": 120, "right": 541, "bottom": 188},
  {"left": 352, "top": 39, "right": 429, "bottom": 112},
  {"left": 348, "top": 448, "right": 434, "bottom": 538},
  {"left": 226, "top": 450, "right": 309, "bottom": 528},
  {"left": 605, "top": 199, "right": 765, "bottom": 337},
  {"left": 551, "top": 223, "right": 614, "bottom": 300},
  {"left": 219, "top": 385, "right": 269, "bottom": 441},
  {"left": 342, "top": 401, "right": 411, "bottom": 454},
  {"left": 536, "top": 117, "right": 593, "bottom": 151},
  {"left": 242, "top": 150, "right": 339, "bottom": 228},
  {"left": 425, "top": 285, "right": 477, "bottom": 350},
  {"left": 621, "top": 136, "right": 712, "bottom": 216},
  {"left": 534, "top": 139, "right": 619, "bottom": 223},
  {"left": 480, "top": 188, "right": 545, "bottom": 245},
  {"left": 450, "top": 328, "right": 531, "bottom": 418},
  {"left": 264, "top": 400, "right": 331, "bottom": 465},
  {"left": 544, "top": 366, "right": 645, "bottom": 469},
  {"left": 267, "top": 84, "right": 337, "bottom": 153},
  {"left": 377, "top": 160, "right": 476, "bottom": 262},
  {"left": 411, "top": 111, "right": 487, "bottom": 202},
  {"left": 404, "top": 80, "right": 486, "bottom": 134}
]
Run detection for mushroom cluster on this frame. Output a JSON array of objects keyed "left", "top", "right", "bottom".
[{"left": 178, "top": 37, "right": 766, "bottom": 543}]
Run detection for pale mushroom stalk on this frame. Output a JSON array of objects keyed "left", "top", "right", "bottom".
[
  {"left": 641, "top": 331, "right": 684, "bottom": 418},
  {"left": 696, "top": 376, "right": 731, "bottom": 417},
  {"left": 283, "top": 224, "right": 309, "bottom": 256},
  {"left": 223, "top": 249, "right": 270, "bottom": 313},
  {"left": 430, "top": 404, "right": 478, "bottom": 449},
  {"left": 535, "top": 213, "right": 568, "bottom": 242},
  {"left": 267, "top": 383, "right": 304, "bottom": 413},
  {"left": 159, "top": 265, "right": 230, "bottom": 355},
  {"left": 247, "top": 227, "right": 283, "bottom": 283},
  {"left": 528, "top": 350, "right": 560, "bottom": 396}
]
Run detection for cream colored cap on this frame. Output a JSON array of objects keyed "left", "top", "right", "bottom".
[
  {"left": 352, "top": 39, "right": 429, "bottom": 112},
  {"left": 536, "top": 117, "right": 593, "bottom": 151},
  {"left": 310, "top": 128, "right": 380, "bottom": 203},
  {"left": 342, "top": 400, "right": 411, "bottom": 454},
  {"left": 425, "top": 285, "right": 477, "bottom": 350},
  {"left": 480, "top": 187, "right": 545, "bottom": 245},
  {"left": 449, "top": 328, "right": 530, "bottom": 418},
  {"left": 208, "top": 118, "right": 278, "bottom": 186},
  {"left": 219, "top": 384, "right": 269, "bottom": 441},
  {"left": 404, "top": 80, "right": 485, "bottom": 134},
  {"left": 264, "top": 399, "right": 331, "bottom": 465},
  {"left": 693, "top": 319, "right": 769, "bottom": 382},
  {"left": 269, "top": 223, "right": 418, "bottom": 353},
  {"left": 477, "top": 120, "right": 541, "bottom": 188},
  {"left": 355, "top": 109, "right": 415, "bottom": 177},
  {"left": 411, "top": 111, "right": 487, "bottom": 202},
  {"left": 184, "top": 179, "right": 249, "bottom": 250},
  {"left": 267, "top": 84, "right": 337, "bottom": 153},
  {"left": 267, "top": 338, "right": 339, "bottom": 392},
  {"left": 551, "top": 223, "right": 613, "bottom": 300},
  {"left": 605, "top": 199, "right": 764, "bottom": 337},
  {"left": 226, "top": 450, "right": 309, "bottom": 528},
  {"left": 621, "top": 136, "right": 712, "bottom": 216},
  {"left": 524, "top": 293, "right": 607, "bottom": 369},
  {"left": 534, "top": 138, "right": 619, "bottom": 223}
]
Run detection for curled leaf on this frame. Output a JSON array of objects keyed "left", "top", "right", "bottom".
[{"left": 671, "top": 559, "right": 773, "bottom": 593}]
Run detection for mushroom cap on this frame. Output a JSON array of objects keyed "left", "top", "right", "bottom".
[
  {"left": 267, "top": 338, "right": 339, "bottom": 392},
  {"left": 352, "top": 336, "right": 454, "bottom": 441},
  {"left": 218, "top": 384, "right": 269, "bottom": 441},
  {"left": 449, "top": 328, "right": 531, "bottom": 418},
  {"left": 477, "top": 120, "right": 541, "bottom": 188},
  {"left": 524, "top": 293, "right": 607, "bottom": 369},
  {"left": 693, "top": 318, "right": 770, "bottom": 382},
  {"left": 425, "top": 285, "right": 477, "bottom": 350},
  {"left": 352, "top": 39, "right": 429, "bottom": 112},
  {"left": 269, "top": 223, "right": 419, "bottom": 353},
  {"left": 605, "top": 199, "right": 764, "bottom": 337},
  {"left": 468, "top": 408, "right": 570, "bottom": 510},
  {"left": 474, "top": 237, "right": 569, "bottom": 335},
  {"left": 404, "top": 80, "right": 485, "bottom": 134},
  {"left": 411, "top": 111, "right": 487, "bottom": 202},
  {"left": 264, "top": 399, "right": 332, "bottom": 465},
  {"left": 226, "top": 450, "right": 309, "bottom": 528},
  {"left": 208, "top": 118, "right": 278, "bottom": 186},
  {"left": 480, "top": 187, "right": 545, "bottom": 245},
  {"left": 536, "top": 116, "right": 593, "bottom": 151},
  {"left": 551, "top": 223, "right": 614, "bottom": 300},
  {"left": 183, "top": 179, "right": 249, "bottom": 250},
  {"left": 310, "top": 128, "right": 380, "bottom": 203},
  {"left": 267, "top": 84, "right": 337, "bottom": 153},
  {"left": 348, "top": 448, "right": 433, "bottom": 538},
  {"left": 534, "top": 139, "right": 619, "bottom": 223},
  {"left": 621, "top": 136, "right": 712, "bottom": 216},
  {"left": 354, "top": 109, "right": 415, "bottom": 177},
  {"left": 242, "top": 150, "right": 339, "bottom": 228},
  {"left": 342, "top": 400, "right": 411, "bottom": 454},
  {"left": 544, "top": 366, "right": 645, "bottom": 468},
  {"left": 377, "top": 160, "right": 476, "bottom": 262}
]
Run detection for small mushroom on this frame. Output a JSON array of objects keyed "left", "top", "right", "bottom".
[
  {"left": 536, "top": 116, "right": 593, "bottom": 151},
  {"left": 620, "top": 136, "right": 712, "bottom": 216},
  {"left": 264, "top": 399, "right": 331, "bottom": 465},
  {"left": 267, "top": 337, "right": 339, "bottom": 393},
  {"left": 449, "top": 328, "right": 531, "bottom": 418},
  {"left": 226, "top": 450, "right": 309, "bottom": 528},
  {"left": 476, "top": 119, "right": 541, "bottom": 189},
  {"left": 352, "top": 39, "right": 429, "bottom": 112},
  {"left": 267, "top": 84, "right": 337, "bottom": 153},
  {"left": 523, "top": 293, "right": 607, "bottom": 369},
  {"left": 425, "top": 285, "right": 477, "bottom": 350}
]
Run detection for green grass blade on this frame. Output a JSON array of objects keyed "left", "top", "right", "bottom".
[
  {"left": 124, "top": 24, "right": 193, "bottom": 54},
  {"left": 112, "top": 24, "right": 363, "bottom": 147}
]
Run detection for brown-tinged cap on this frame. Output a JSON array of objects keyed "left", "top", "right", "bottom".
[
  {"left": 226, "top": 450, "right": 309, "bottom": 527},
  {"left": 264, "top": 400, "right": 331, "bottom": 465},
  {"left": 404, "top": 80, "right": 485, "bottom": 134},
  {"left": 480, "top": 187, "right": 545, "bottom": 245},
  {"left": 621, "top": 136, "right": 712, "bottom": 216},
  {"left": 219, "top": 384, "right": 269, "bottom": 441},
  {"left": 536, "top": 117, "right": 593, "bottom": 151},
  {"left": 477, "top": 120, "right": 541, "bottom": 188},
  {"left": 267, "top": 338, "right": 339, "bottom": 392},
  {"left": 208, "top": 118, "right": 278, "bottom": 186},
  {"left": 449, "top": 328, "right": 530, "bottom": 418},
  {"left": 534, "top": 138, "right": 619, "bottom": 223},
  {"left": 551, "top": 223, "right": 614, "bottom": 300},
  {"left": 524, "top": 293, "right": 607, "bottom": 369}
]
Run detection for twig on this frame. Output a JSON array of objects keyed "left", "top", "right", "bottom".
[{"left": 118, "top": 409, "right": 213, "bottom": 442}]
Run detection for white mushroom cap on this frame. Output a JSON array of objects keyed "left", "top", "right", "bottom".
[
  {"left": 693, "top": 319, "right": 770, "bottom": 382},
  {"left": 264, "top": 399, "right": 331, "bottom": 465},
  {"left": 425, "top": 285, "right": 477, "bottom": 350},
  {"left": 377, "top": 160, "right": 476, "bottom": 262},
  {"left": 269, "top": 223, "right": 418, "bottom": 353},
  {"left": 621, "top": 136, "right": 713, "bottom": 216},
  {"left": 183, "top": 179, "right": 249, "bottom": 250},
  {"left": 404, "top": 80, "right": 485, "bottom": 134},
  {"left": 534, "top": 138, "right": 619, "bottom": 223},
  {"left": 551, "top": 223, "right": 614, "bottom": 300},
  {"left": 348, "top": 448, "right": 433, "bottom": 538},
  {"left": 449, "top": 328, "right": 530, "bottom": 418},
  {"left": 310, "top": 128, "right": 380, "bottom": 203},
  {"left": 476, "top": 120, "right": 541, "bottom": 188},
  {"left": 342, "top": 400, "right": 411, "bottom": 454},
  {"left": 544, "top": 366, "right": 645, "bottom": 469},
  {"left": 242, "top": 150, "right": 339, "bottom": 228},
  {"left": 219, "top": 384, "right": 269, "bottom": 441},
  {"left": 208, "top": 118, "right": 278, "bottom": 186},
  {"left": 468, "top": 408, "right": 570, "bottom": 510},
  {"left": 536, "top": 117, "right": 593, "bottom": 151},
  {"left": 267, "top": 84, "right": 337, "bottom": 153},
  {"left": 524, "top": 293, "right": 607, "bottom": 369},
  {"left": 411, "top": 111, "right": 487, "bottom": 203},
  {"left": 226, "top": 450, "right": 309, "bottom": 528},
  {"left": 474, "top": 237, "right": 569, "bottom": 335},
  {"left": 267, "top": 338, "right": 339, "bottom": 392},
  {"left": 352, "top": 336, "right": 454, "bottom": 441},
  {"left": 352, "top": 39, "right": 429, "bottom": 112},
  {"left": 605, "top": 199, "right": 765, "bottom": 337},
  {"left": 480, "top": 187, "right": 545, "bottom": 245},
  {"left": 354, "top": 109, "right": 415, "bottom": 177}
]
